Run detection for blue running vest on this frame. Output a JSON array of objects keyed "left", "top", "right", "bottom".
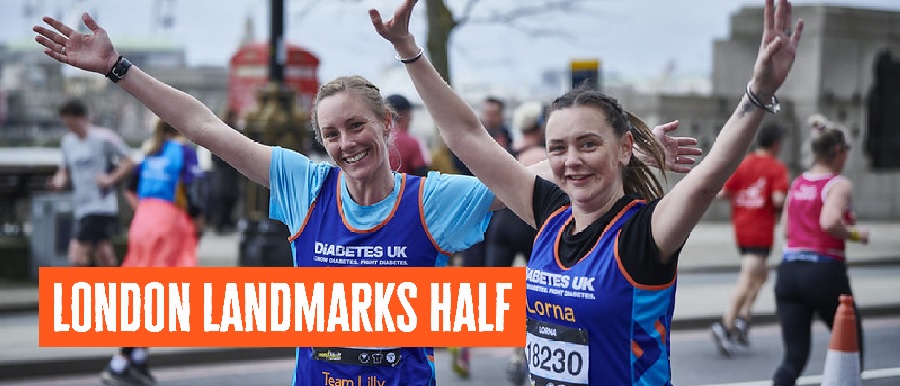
[
  {"left": 525, "top": 200, "right": 676, "bottom": 386},
  {"left": 289, "top": 168, "right": 447, "bottom": 386}
]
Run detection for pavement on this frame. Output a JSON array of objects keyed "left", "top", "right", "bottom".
[{"left": 2, "top": 221, "right": 900, "bottom": 381}]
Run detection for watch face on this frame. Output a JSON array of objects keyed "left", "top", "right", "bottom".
[{"left": 107, "top": 56, "right": 132, "bottom": 83}]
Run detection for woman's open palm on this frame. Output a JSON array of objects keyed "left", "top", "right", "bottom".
[{"left": 33, "top": 13, "right": 118, "bottom": 75}]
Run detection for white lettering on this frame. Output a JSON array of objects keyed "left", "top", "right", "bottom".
[
  {"left": 144, "top": 282, "right": 164, "bottom": 333},
  {"left": 397, "top": 282, "right": 417, "bottom": 332},
  {"left": 94, "top": 283, "right": 115, "bottom": 332},
  {"left": 495, "top": 283, "right": 511, "bottom": 332},
  {"left": 220, "top": 283, "right": 243, "bottom": 332},
  {"left": 327, "top": 283, "right": 349, "bottom": 332},
  {"left": 271, "top": 283, "right": 290, "bottom": 332},
  {"left": 244, "top": 283, "right": 266, "bottom": 332},
  {"left": 54, "top": 283, "right": 69, "bottom": 331},
  {"left": 373, "top": 283, "right": 395, "bottom": 332},
  {"left": 351, "top": 283, "right": 373, "bottom": 332},
  {"left": 71, "top": 282, "right": 91, "bottom": 332}
]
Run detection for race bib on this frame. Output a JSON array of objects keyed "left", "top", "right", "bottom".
[{"left": 525, "top": 318, "right": 589, "bottom": 386}]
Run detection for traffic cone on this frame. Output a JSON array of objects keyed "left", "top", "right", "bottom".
[{"left": 821, "top": 294, "right": 862, "bottom": 386}]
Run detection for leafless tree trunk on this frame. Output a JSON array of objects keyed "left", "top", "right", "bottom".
[{"left": 424, "top": 0, "right": 458, "bottom": 85}]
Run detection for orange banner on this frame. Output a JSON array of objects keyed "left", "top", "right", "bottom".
[{"left": 38, "top": 267, "right": 525, "bottom": 348}]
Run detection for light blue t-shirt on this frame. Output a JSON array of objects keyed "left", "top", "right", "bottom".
[
  {"left": 60, "top": 126, "right": 129, "bottom": 218},
  {"left": 268, "top": 147, "right": 494, "bottom": 255}
]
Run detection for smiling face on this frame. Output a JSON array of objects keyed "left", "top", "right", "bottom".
[
  {"left": 544, "top": 105, "right": 632, "bottom": 213},
  {"left": 316, "top": 91, "right": 392, "bottom": 181}
]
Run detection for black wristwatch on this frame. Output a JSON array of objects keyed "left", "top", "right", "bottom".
[{"left": 106, "top": 55, "right": 132, "bottom": 83}]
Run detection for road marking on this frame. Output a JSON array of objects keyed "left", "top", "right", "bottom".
[{"left": 693, "top": 366, "right": 900, "bottom": 386}]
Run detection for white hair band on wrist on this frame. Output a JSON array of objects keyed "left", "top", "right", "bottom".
[{"left": 396, "top": 47, "right": 425, "bottom": 64}]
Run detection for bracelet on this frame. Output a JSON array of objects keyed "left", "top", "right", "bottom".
[
  {"left": 848, "top": 228, "right": 862, "bottom": 242},
  {"left": 745, "top": 82, "right": 781, "bottom": 114},
  {"left": 106, "top": 55, "right": 132, "bottom": 83},
  {"left": 396, "top": 47, "right": 424, "bottom": 64}
]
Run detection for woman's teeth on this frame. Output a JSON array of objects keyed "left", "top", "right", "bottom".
[{"left": 345, "top": 151, "right": 367, "bottom": 163}]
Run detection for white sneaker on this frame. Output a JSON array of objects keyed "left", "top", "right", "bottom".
[
  {"left": 710, "top": 321, "right": 735, "bottom": 357},
  {"left": 733, "top": 317, "right": 750, "bottom": 348}
]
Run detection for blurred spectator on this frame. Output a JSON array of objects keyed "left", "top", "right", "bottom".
[
  {"left": 386, "top": 94, "right": 430, "bottom": 176},
  {"left": 50, "top": 99, "right": 133, "bottom": 267},
  {"left": 451, "top": 96, "right": 511, "bottom": 175},
  {"left": 208, "top": 109, "right": 241, "bottom": 233}
]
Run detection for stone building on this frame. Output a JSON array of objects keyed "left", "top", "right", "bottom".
[{"left": 618, "top": 5, "right": 900, "bottom": 220}]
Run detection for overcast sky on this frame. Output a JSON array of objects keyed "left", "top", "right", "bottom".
[{"left": 3, "top": 0, "right": 900, "bottom": 97}]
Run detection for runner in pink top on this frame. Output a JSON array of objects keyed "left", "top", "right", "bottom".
[
  {"left": 772, "top": 116, "right": 868, "bottom": 386},
  {"left": 783, "top": 173, "right": 855, "bottom": 261}
]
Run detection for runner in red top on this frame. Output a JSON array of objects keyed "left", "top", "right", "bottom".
[{"left": 711, "top": 123, "right": 789, "bottom": 356}]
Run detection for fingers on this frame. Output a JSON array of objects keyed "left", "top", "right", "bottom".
[
  {"left": 772, "top": 0, "right": 783, "bottom": 34},
  {"left": 678, "top": 145, "right": 702, "bottom": 156},
  {"left": 33, "top": 25, "right": 62, "bottom": 44},
  {"left": 368, "top": 9, "right": 383, "bottom": 26},
  {"left": 762, "top": 35, "right": 785, "bottom": 61},
  {"left": 669, "top": 164, "right": 693, "bottom": 174},
  {"left": 34, "top": 36, "right": 63, "bottom": 61},
  {"left": 764, "top": 0, "right": 775, "bottom": 35},
  {"left": 779, "top": 0, "right": 792, "bottom": 35},
  {"left": 675, "top": 137, "right": 699, "bottom": 147},
  {"left": 675, "top": 156, "right": 696, "bottom": 165},
  {"left": 34, "top": 17, "right": 71, "bottom": 54},
  {"left": 790, "top": 19, "right": 804, "bottom": 47},
  {"left": 82, "top": 12, "right": 101, "bottom": 32},
  {"left": 41, "top": 16, "right": 75, "bottom": 38},
  {"left": 658, "top": 120, "right": 680, "bottom": 133},
  {"left": 368, "top": 9, "right": 386, "bottom": 34},
  {"left": 33, "top": 33, "right": 54, "bottom": 50}
]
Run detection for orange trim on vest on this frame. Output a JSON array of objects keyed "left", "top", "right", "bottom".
[
  {"left": 337, "top": 172, "right": 406, "bottom": 233},
  {"left": 551, "top": 200, "right": 644, "bottom": 271},
  {"left": 654, "top": 320, "right": 668, "bottom": 346},
  {"left": 612, "top": 201, "right": 677, "bottom": 290},
  {"left": 417, "top": 176, "right": 453, "bottom": 257},
  {"left": 632, "top": 340, "right": 643, "bottom": 358},
  {"left": 288, "top": 198, "right": 318, "bottom": 242}
]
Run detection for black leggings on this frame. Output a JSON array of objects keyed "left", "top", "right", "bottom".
[
  {"left": 772, "top": 260, "right": 864, "bottom": 386},
  {"left": 484, "top": 208, "right": 535, "bottom": 267}
]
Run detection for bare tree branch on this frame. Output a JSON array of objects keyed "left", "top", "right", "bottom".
[
  {"left": 465, "top": 0, "right": 593, "bottom": 25},
  {"left": 291, "top": 0, "right": 359, "bottom": 22},
  {"left": 504, "top": 24, "right": 575, "bottom": 40},
  {"left": 456, "top": 0, "right": 482, "bottom": 25}
]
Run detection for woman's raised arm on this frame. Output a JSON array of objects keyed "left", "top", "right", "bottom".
[
  {"left": 34, "top": 13, "right": 272, "bottom": 186},
  {"left": 652, "top": 0, "right": 803, "bottom": 260},
  {"left": 369, "top": 0, "right": 538, "bottom": 226}
]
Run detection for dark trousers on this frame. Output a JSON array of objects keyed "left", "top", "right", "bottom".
[
  {"left": 485, "top": 208, "right": 535, "bottom": 267},
  {"left": 772, "top": 260, "right": 864, "bottom": 386}
]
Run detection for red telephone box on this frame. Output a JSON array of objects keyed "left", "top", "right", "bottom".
[{"left": 228, "top": 42, "right": 320, "bottom": 121}]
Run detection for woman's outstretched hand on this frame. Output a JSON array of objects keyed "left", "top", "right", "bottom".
[
  {"left": 653, "top": 121, "right": 702, "bottom": 173},
  {"left": 33, "top": 13, "right": 119, "bottom": 75},
  {"left": 751, "top": 0, "right": 803, "bottom": 95},
  {"left": 369, "top": 0, "right": 420, "bottom": 56}
]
